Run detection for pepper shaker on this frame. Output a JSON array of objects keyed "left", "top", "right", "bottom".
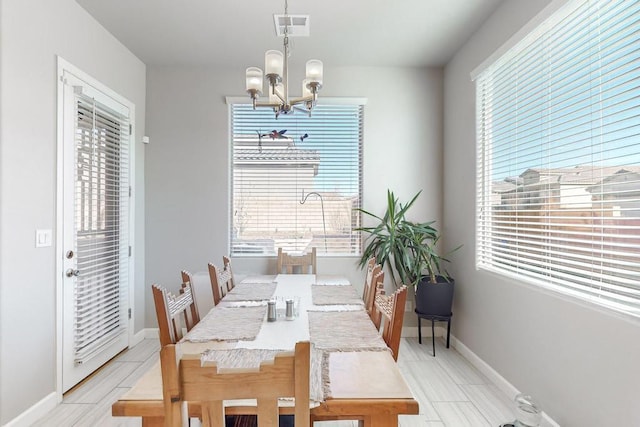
[
  {"left": 267, "top": 300, "right": 277, "bottom": 322},
  {"left": 285, "top": 299, "right": 294, "bottom": 320}
]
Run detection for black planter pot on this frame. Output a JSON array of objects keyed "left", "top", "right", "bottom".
[
  {"left": 414, "top": 276, "right": 454, "bottom": 356},
  {"left": 414, "top": 276, "right": 454, "bottom": 316}
]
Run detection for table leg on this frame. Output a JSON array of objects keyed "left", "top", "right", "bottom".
[{"left": 142, "top": 416, "right": 164, "bottom": 427}]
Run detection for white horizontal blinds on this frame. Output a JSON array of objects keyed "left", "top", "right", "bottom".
[
  {"left": 74, "top": 92, "right": 130, "bottom": 363},
  {"left": 231, "top": 104, "right": 363, "bottom": 256},
  {"left": 476, "top": 0, "right": 640, "bottom": 317}
]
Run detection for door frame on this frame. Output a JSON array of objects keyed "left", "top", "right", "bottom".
[{"left": 55, "top": 56, "right": 136, "bottom": 399}]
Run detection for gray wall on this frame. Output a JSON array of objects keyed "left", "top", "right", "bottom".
[
  {"left": 145, "top": 65, "right": 443, "bottom": 327},
  {"left": 0, "top": 0, "right": 146, "bottom": 423},
  {"left": 443, "top": 0, "right": 640, "bottom": 425}
]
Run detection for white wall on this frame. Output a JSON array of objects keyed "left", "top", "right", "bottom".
[
  {"left": 145, "top": 65, "right": 443, "bottom": 326},
  {"left": 443, "top": 0, "right": 640, "bottom": 425},
  {"left": 0, "top": 0, "right": 146, "bottom": 423}
]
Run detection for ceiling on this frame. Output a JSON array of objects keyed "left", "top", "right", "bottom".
[{"left": 76, "top": 0, "right": 503, "bottom": 69}]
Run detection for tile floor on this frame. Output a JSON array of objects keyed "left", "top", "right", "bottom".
[{"left": 34, "top": 337, "right": 521, "bottom": 427}]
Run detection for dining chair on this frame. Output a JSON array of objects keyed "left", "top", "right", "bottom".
[
  {"left": 277, "top": 247, "right": 317, "bottom": 274},
  {"left": 362, "top": 263, "right": 383, "bottom": 319},
  {"left": 152, "top": 283, "right": 200, "bottom": 347},
  {"left": 208, "top": 262, "right": 233, "bottom": 306},
  {"left": 222, "top": 255, "right": 236, "bottom": 292},
  {"left": 370, "top": 273, "right": 388, "bottom": 331},
  {"left": 373, "top": 286, "right": 408, "bottom": 361},
  {"left": 180, "top": 270, "right": 201, "bottom": 324},
  {"left": 361, "top": 256, "right": 376, "bottom": 298},
  {"left": 160, "top": 341, "right": 311, "bottom": 427}
]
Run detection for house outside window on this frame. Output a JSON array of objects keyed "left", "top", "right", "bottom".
[
  {"left": 229, "top": 102, "right": 364, "bottom": 256},
  {"left": 475, "top": 0, "right": 640, "bottom": 317}
]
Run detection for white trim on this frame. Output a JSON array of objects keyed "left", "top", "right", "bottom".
[
  {"left": 55, "top": 56, "right": 137, "bottom": 399},
  {"left": 127, "top": 104, "right": 137, "bottom": 351},
  {"left": 55, "top": 55, "right": 66, "bottom": 407},
  {"left": 470, "top": 0, "right": 579, "bottom": 80},
  {"left": 130, "top": 328, "right": 148, "bottom": 348},
  {"left": 2, "top": 392, "right": 58, "bottom": 427},
  {"left": 225, "top": 96, "right": 368, "bottom": 105},
  {"left": 451, "top": 335, "right": 561, "bottom": 427},
  {"left": 143, "top": 327, "right": 160, "bottom": 340}
]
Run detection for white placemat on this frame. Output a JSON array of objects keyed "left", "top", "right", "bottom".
[
  {"left": 224, "top": 282, "right": 277, "bottom": 302},
  {"left": 314, "top": 275, "right": 350, "bottom": 286},
  {"left": 312, "top": 284, "right": 363, "bottom": 305},
  {"left": 184, "top": 306, "right": 266, "bottom": 342},
  {"left": 308, "top": 310, "right": 388, "bottom": 352},
  {"left": 240, "top": 275, "right": 278, "bottom": 284}
]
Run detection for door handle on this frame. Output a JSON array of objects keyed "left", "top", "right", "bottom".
[{"left": 66, "top": 269, "right": 80, "bottom": 278}]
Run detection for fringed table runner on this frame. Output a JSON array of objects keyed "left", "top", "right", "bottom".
[
  {"left": 307, "top": 304, "right": 364, "bottom": 312},
  {"left": 240, "top": 275, "right": 277, "bottom": 284},
  {"left": 308, "top": 310, "right": 388, "bottom": 352},
  {"left": 183, "top": 306, "right": 266, "bottom": 342},
  {"left": 201, "top": 346, "right": 325, "bottom": 403},
  {"left": 312, "top": 284, "right": 364, "bottom": 306},
  {"left": 223, "top": 282, "right": 277, "bottom": 302},
  {"left": 314, "top": 275, "right": 350, "bottom": 286}
]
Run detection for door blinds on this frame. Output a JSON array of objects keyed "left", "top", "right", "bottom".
[
  {"left": 230, "top": 103, "right": 363, "bottom": 256},
  {"left": 73, "top": 92, "right": 130, "bottom": 363},
  {"left": 475, "top": 0, "right": 640, "bottom": 317}
]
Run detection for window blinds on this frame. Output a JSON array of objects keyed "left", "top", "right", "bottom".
[
  {"left": 476, "top": 0, "right": 640, "bottom": 317},
  {"left": 230, "top": 103, "right": 363, "bottom": 256},
  {"left": 74, "top": 93, "right": 130, "bottom": 363}
]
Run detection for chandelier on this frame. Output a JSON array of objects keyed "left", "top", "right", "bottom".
[{"left": 245, "top": 0, "right": 323, "bottom": 118}]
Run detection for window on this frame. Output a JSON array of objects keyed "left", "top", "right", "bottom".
[
  {"left": 475, "top": 0, "right": 640, "bottom": 317},
  {"left": 230, "top": 102, "right": 363, "bottom": 256}
]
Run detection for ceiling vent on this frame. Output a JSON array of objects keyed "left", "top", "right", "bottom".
[{"left": 273, "top": 14, "right": 310, "bottom": 37}]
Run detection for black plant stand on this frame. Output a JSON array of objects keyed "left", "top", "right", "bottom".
[{"left": 415, "top": 310, "right": 452, "bottom": 357}]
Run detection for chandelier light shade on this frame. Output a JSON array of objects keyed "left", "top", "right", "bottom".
[
  {"left": 245, "top": 0, "right": 323, "bottom": 118},
  {"left": 245, "top": 67, "right": 264, "bottom": 95},
  {"left": 305, "top": 60, "right": 323, "bottom": 84},
  {"left": 265, "top": 50, "right": 284, "bottom": 78}
]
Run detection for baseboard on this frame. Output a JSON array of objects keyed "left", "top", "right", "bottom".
[
  {"left": 2, "top": 392, "right": 58, "bottom": 427},
  {"left": 3, "top": 329, "right": 158, "bottom": 427},
  {"left": 131, "top": 328, "right": 147, "bottom": 347},
  {"left": 142, "top": 327, "right": 159, "bottom": 339},
  {"left": 450, "top": 335, "right": 560, "bottom": 427}
]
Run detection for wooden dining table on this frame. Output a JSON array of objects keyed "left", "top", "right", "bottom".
[{"left": 112, "top": 274, "right": 419, "bottom": 426}]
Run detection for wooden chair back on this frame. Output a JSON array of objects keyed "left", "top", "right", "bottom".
[
  {"left": 160, "top": 341, "right": 311, "bottom": 427},
  {"left": 363, "top": 263, "right": 383, "bottom": 317},
  {"left": 374, "top": 286, "right": 408, "bottom": 361},
  {"left": 370, "top": 272, "right": 387, "bottom": 330},
  {"left": 361, "top": 256, "right": 376, "bottom": 299},
  {"left": 152, "top": 283, "right": 200, "bottom": 347},
  {"left": 222, "top": 255, "right": 236, "bottom": 292},
  {"left": 277, "top": 247, "right": 317, "bottom": 274},
  {"left": 180, "top": 270, "right": 201, "bottom": 326},
  {"left": 208, "top": 262, "right": 233, "bottom": 306}
]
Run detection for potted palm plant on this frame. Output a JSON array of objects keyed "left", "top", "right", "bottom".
[{"left": 356, "top": 190, "right": 459, "bottom": 315}]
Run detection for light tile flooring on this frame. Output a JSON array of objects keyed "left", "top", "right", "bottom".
[{"left": 34, "top": 338, "right": 519, "bottom": 427}]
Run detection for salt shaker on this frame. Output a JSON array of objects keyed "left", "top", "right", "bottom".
[
  {"left": 285, "top": 299, "right": 294, "bottom": 320},
  {"left": 267, "top": 300, "right": 277, "bottom": 322}
]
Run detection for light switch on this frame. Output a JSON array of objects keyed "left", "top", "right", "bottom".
[{"left": 36, "top": 229, "right": 52, "bottom": 248}]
